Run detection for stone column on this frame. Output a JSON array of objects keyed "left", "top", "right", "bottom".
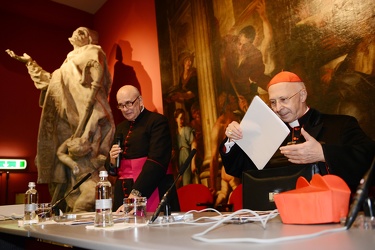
[{"left": 190, "top": 0, "right": 218, "bottom": 175}]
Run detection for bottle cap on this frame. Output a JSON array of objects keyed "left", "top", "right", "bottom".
[
  {"left": 99, "top": 171, "right": 108, "bottom": 177},
  {"left": 28, "top": 182, "right": 36, "bottom": 188}
]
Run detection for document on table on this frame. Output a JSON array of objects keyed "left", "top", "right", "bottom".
[{"left": 235, "top": 95, "right": 290, "bottom": 170}]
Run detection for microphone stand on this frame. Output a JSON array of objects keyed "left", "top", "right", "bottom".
[
  {"left": 149, "top": 149, "right": 196, "bottom": 223},
  {"left": 345, "top": 156, "right": 375, "bottom": 229},
  {"left": 51, "top": 172, "right": 93, "bottom": 215}
]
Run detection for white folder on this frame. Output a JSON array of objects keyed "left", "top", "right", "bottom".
[{"left": 235, "top": 95, "right": 290, "bottom": 170}]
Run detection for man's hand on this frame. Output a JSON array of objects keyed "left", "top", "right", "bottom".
[
  {"left": 116, "top": 194, "right": 136, "bottom": 213},
  {"left": 109, "top": 144, "right": 122, "bottom": 165},
  {"left": 225, "top": 121, "right": 243, "bottom": 141},
  {"left": 279, "top": 128, "right": 325, "bottom": 164}
]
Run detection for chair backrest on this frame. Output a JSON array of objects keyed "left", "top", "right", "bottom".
[
  {"left": 229, "top": 184, "right": 243, "bottom": 211},
  {"left": 177, "top": 184, "right": 213, "bottom": 212}
]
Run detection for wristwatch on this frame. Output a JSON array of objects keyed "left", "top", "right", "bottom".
[
  {"left": 130, "top": 189, "right": 142, "bottom": 197},
  {"left": 108, "top": 163, "right": 117, "bottom": 176}
]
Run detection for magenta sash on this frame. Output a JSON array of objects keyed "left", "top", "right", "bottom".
[{"left": 118, "top": 157, "right": 173, "bottom": 212}]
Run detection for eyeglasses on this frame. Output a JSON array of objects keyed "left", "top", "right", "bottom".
[
  {"left": 117, "top": 96, "right": 140, "bottom": 109},
  {"left": 269, "top": 89, "right": 304, "bottom": 108}
]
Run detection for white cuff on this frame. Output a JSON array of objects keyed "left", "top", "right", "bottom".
[{"left": 224, "top": 139, "right": 235, "bottom": 153}]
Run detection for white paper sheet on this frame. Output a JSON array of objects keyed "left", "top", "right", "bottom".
[{"left": 235, "top": 96, "right": 290, "bottom": 170}]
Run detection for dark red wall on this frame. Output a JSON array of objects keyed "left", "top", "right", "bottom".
[{"left": 0, "top": 0, "right": 94, "bottom": 205}]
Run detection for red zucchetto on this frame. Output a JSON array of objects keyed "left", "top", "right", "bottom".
[{"left": 267, "top": 71, "right": 303, "bottom": 89}]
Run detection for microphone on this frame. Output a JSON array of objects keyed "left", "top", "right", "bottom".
[
  {"left": 345, "top": 157, "right": 375, "bottom": 229},
  {"left": 51, "top": 172, "right": 92, "bottom": 210},
  {"left": 72, "top": 172, "right": 92, "bottom": 190},
  {"left": 115, "top": 133, "right": 124, "bottom": 168},
  {"left": 149, "top": 149, "right": 197, "bottom": 223},
  {"left": 178, "top": 149, "right": 197, "bottom": 176}
]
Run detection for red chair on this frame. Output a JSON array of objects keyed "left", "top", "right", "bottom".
[
  {"left": 228, "top": 184, "right": 243, "bottom": 211},
  {"left": 177, "top": 184, "right": 214, "bottom": 211}
]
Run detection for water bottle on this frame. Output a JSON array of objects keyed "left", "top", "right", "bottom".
[
  {"left": 24, "top": 182, "right": 38, "bottom": 224},
  {"left": 94, "top": 171, "right": 113, "bottom": 227}
]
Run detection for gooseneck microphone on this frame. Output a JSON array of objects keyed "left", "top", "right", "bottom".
[
  {"left": 51, "top": 172, "right": 92, "bottom": 210},
  {"left": 345, "top": 156, "right": 375, "bottom": 229},
  {"left": 149, "top": 149, "right": 197, "bottom": 223},
  {"left": 115, "top": 133, "right": 124, "bottom": 168}
]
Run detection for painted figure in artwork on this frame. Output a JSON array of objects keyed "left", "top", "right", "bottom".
[
  {"left": 221, "top": 0, "right": 274, "bottom": 113},
  {"left": 173, "top": 108, "right": 198, "bottom": 186}
]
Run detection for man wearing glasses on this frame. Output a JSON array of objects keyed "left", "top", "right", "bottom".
[
  {"left": 220, "top": 71, "right": 375, "bottom": 194},
  {"left": 106, "top": 85, "right": 179, "bottom": 212}
]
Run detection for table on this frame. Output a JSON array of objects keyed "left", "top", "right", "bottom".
[{"left": 1, "top": 211, "right": 374, "bottom": 250}]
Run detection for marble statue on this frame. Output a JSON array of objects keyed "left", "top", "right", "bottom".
[{"left": 6, "top": 27, "right": 115, "bottom": 212}]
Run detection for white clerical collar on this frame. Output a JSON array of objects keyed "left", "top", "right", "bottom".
[
  {"left": 288, "top": 107, "right": 309, "bottom": 128},
  {"left": 289, "top": 120, "right": 300, "bottom": 128}
]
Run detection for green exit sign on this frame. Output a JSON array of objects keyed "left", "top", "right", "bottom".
[{"left": 0, "top": 159, "right": 27, "bottom": 170}]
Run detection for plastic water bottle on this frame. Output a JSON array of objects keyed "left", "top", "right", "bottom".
[
  {"left": 94, "top": 171, "right": 113, "bottom": 227},
  {"left": 24, "top": 182, "right": 38, "bottom": 224}
]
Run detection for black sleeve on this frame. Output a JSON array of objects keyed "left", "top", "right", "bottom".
[
  {"left": 322, "top": 116, "right": 375, "bottom": 192},
  {"left": 132, "top": 115, "right": 172, "bottom": 198},
  {"left": 219, "top": 138, "right": 257, "bottom": 178}
]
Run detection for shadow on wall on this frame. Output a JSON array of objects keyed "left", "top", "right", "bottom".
[{"left": 109, "top": 41, "right": 156, "bottom": 125}]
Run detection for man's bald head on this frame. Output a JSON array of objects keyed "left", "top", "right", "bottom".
[
  {"left": 116, "top": 85, "right": 143, "bottom": 121},
  {"left": 117, "top": 85, "right": 140, "bottom": 100}
]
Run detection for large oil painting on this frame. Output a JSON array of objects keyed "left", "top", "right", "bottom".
[{"left": 155, "top": 0, "right": 375, "bottom": 208}]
